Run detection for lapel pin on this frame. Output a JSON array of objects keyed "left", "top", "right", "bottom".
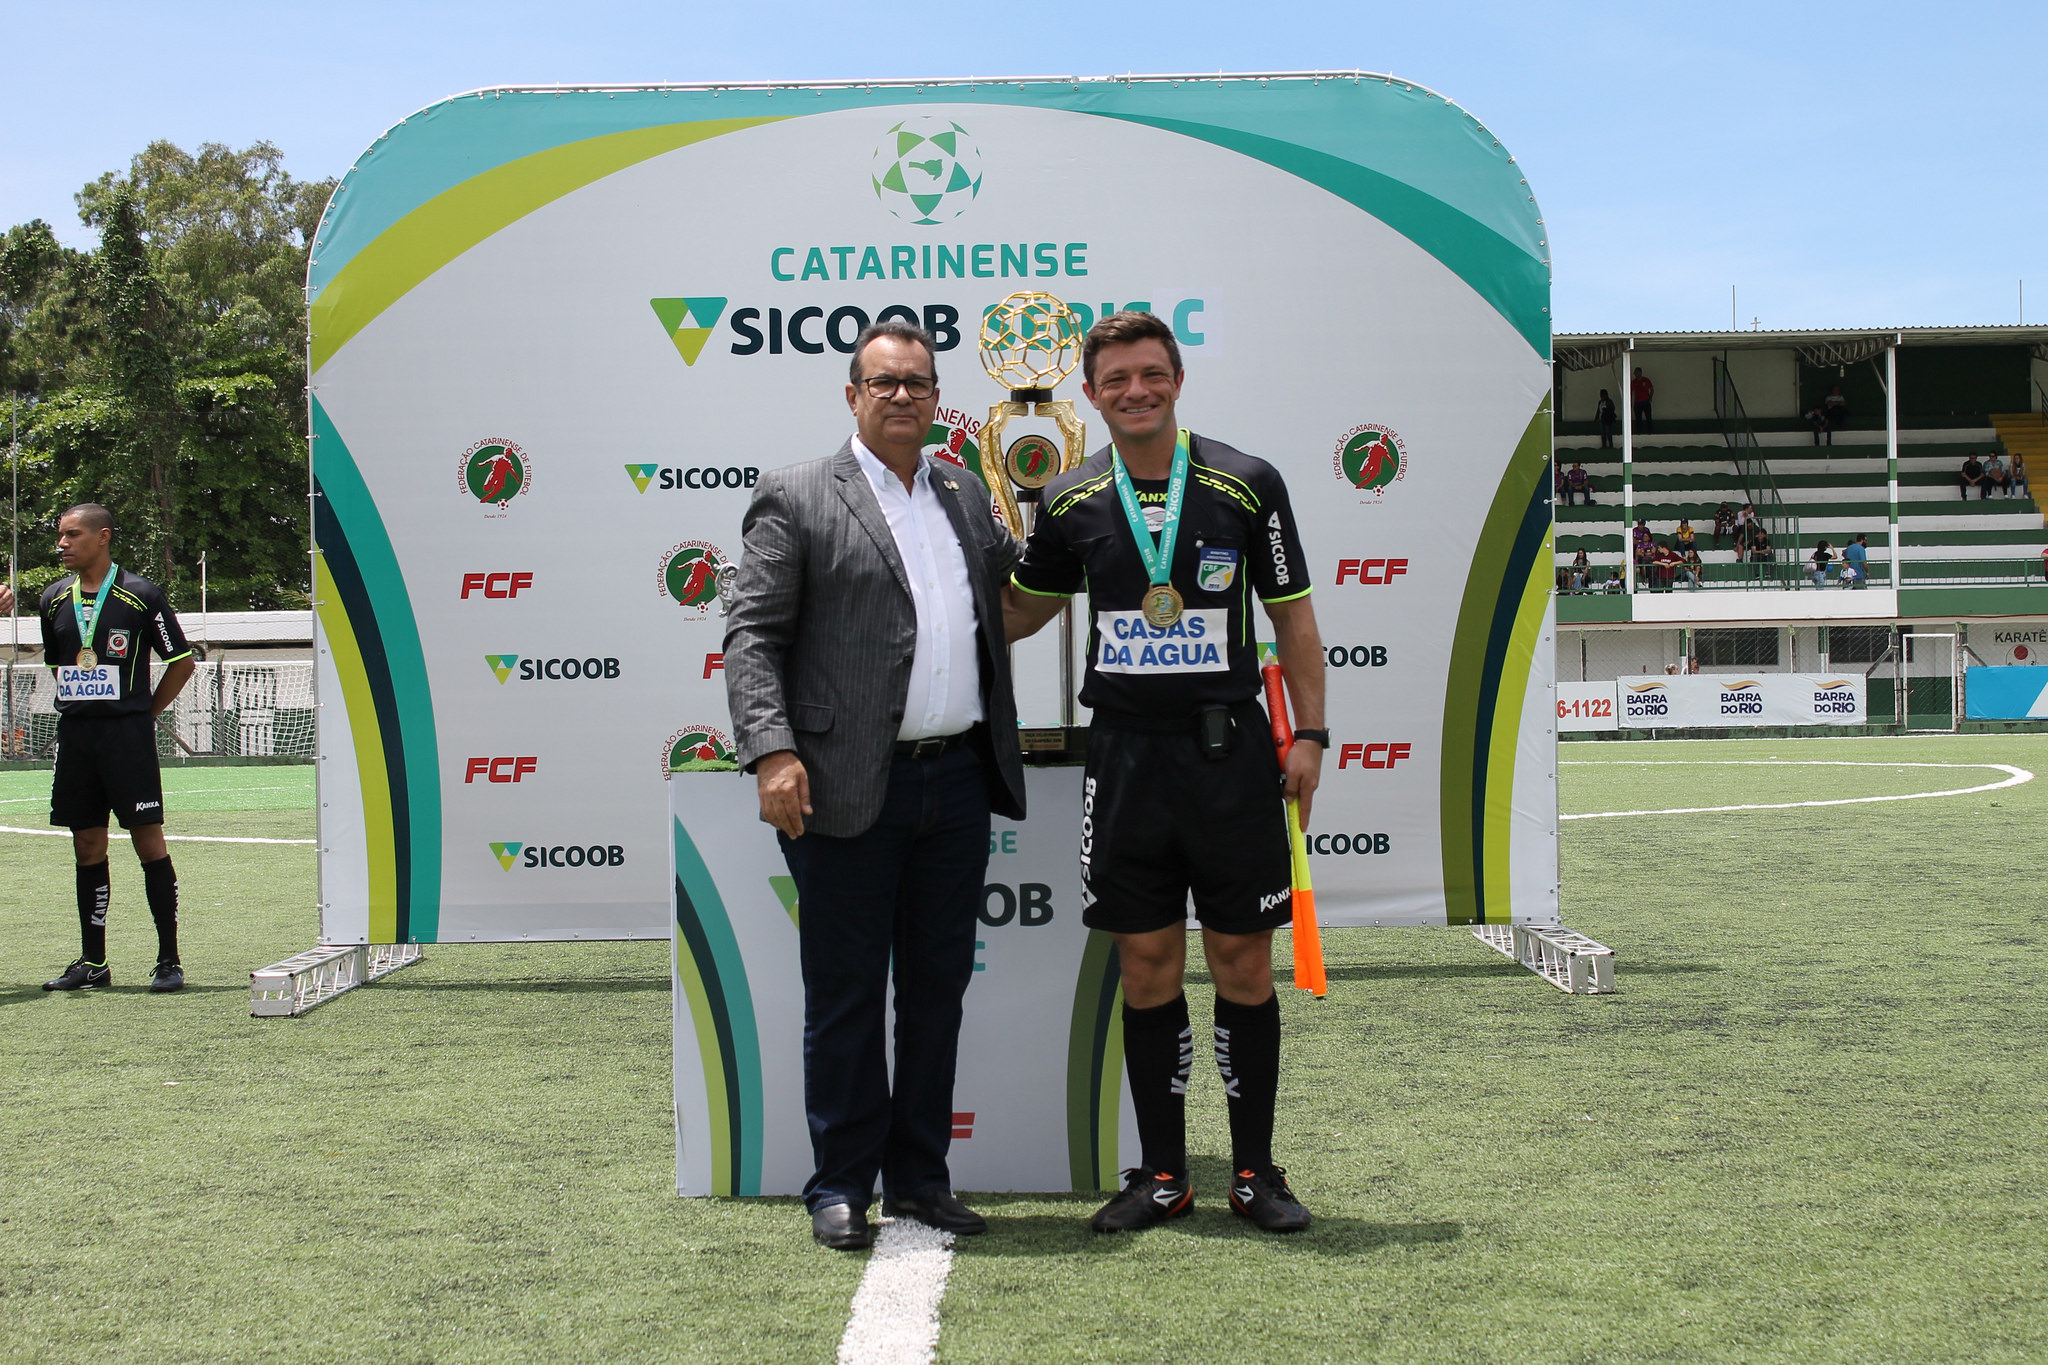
[{"left": 943, "top": 479, "right": 959, "bottom": 490}]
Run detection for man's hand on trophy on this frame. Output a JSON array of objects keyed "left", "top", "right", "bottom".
[{"left": 756, "top": 749, "right": 812, "bottom": 838}]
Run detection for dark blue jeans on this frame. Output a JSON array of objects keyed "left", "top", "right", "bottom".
[{"left": 779, "top": 745, "right": 991, "bottom": 1212}]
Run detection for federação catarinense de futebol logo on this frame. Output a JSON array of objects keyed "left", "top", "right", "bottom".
[
  {"left": 1332, "top": 424, "right": 1407, "bottom": 502},
  {"left": 659, "top": 541, "right": 728, "bottom": 616},
  {"left": 459, "top": 439, "right": 530, "bottom": 514}
]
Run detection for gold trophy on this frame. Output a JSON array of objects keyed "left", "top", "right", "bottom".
[
  {"left": 978, "top": 291, "right": 1087, "bottom": 538},
  {"left": 979, "top": 291, "right": 1088, "bottom": 734}
]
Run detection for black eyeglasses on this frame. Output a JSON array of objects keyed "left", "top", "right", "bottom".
[{"left": 857, "top": 374, "right": 937, "bottom": 399}]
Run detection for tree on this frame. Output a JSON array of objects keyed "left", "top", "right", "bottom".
[{"left": 1, "top": 141, "right": 333, "bottom": 610}]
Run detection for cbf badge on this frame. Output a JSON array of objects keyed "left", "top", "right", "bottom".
[{"left": 1196, "top": 546, "right": 1238, "bottom": 593}]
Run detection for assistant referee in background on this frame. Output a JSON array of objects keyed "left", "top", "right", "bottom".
[{"left": 25, "top": 505, "right": 196, "bottom": 992}]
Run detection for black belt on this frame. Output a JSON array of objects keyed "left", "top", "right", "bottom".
[{"left": 893, "top": 726, "right": 979, "bottom": 759}]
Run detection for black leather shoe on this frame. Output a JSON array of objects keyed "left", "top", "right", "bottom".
[
  {"left": 811, "top": 1202, "right": 876, "bottom": 1250},
  {"left": 882, "top": 1189, "right": 987, "bottom": 1236},
  {"left": 149, "top": 961, "right": 185, "bottom": 993}
]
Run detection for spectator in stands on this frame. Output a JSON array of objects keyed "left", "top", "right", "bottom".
[
  {"left": 1631, "top": 367, "right": 1654, "bottom": 433},
  {"left": 1712, "top": 502, "right": 1736, "bottom": 549},
  {"left": 1631, "top": 519, "right": 1653, "bottom": 585},
  {"left": 1600, "top": 569, "right": 1623, "bottom": 594},
  {"left": 1803, "top": 402, "right": 1832, "bottom": 445},
  {"left": 1564, "top": 461, "right": 1594, "bottom": 506},
  {"left": 1568, "top": 549, "right": 1591, "bottom": 591},
  {"left": 1748, "top": 525, "right": 1773, "bottom": 576},
  {"left": 1810, "top": 540, "right": 1834, "bottom": 588},
  {"left": 1595, "top": 390, "right": 1618, "bottom": 448},
  {"left": 2014, "top": 454, "right": 2031, "bottom": 499},
  {"left": 1843, "top": 533, "right": 1869, "bottom": 590},
  {"left": 1987, "top": 453, "right": 2012, "bottom": 498},
  {"left": 1960, "top": 453, "right": 1987, "bottom": 499},
  {"left": 1823, "top": 384, "right": 1850, "bottom": 435},
  {"left": 1674, "top": 518, "right": 1697, "bottom": 556},
  {"left": 1679, "top": 545, "right": 1704, "bottom": 588},
  {"left": 1650, "top": 540, "right": 1682, "bottom": 591}
]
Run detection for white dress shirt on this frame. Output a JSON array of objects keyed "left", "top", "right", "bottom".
[{"left": 851, "top": 435, "right": 985, "bottom": 740}]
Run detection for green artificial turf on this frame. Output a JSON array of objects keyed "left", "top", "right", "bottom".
[{"left": 3, "top": 738, "right": 2046, "bottom": 1363}]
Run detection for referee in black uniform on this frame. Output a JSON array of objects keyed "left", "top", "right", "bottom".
[
  {"left": 1003, "top": 312, "right": 1327, "bottom": 1233},
  {"left": 34, "top": 505, "right": 196, "bottom": 992}
]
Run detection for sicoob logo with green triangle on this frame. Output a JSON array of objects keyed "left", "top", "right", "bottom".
[{"left": 649, "top": 297, "right": 728, "bottom": 366}]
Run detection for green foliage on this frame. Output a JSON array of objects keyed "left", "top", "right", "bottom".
[{"left": 0, "top": 141, "right": 332, "bottom": 609}]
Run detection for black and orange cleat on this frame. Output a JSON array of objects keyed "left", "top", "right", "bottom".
[
  {"left": 1229, "top": 1166, "right": 1312, "bottom": 1233},
  {"left": 1090, "top": 1168, "right": 1193, "bottom": 1233}
]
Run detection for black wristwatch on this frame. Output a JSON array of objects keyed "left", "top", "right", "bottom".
[{"left": 1291, "top": 728, "right": 1330, "bottom": 748}]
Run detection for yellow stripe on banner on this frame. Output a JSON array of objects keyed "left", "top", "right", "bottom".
[
  {"left": 314, "top": 557, "right": 399, "bottom": 943},
  {"left": 1480, "top": 525, "right": 1554, "bottom": 917},
  {"left": 311, "top": 117, "right": 784, "bottom": 372},
  {"left": 673, "top": 936, "right": 734, "bottom": 1195}
]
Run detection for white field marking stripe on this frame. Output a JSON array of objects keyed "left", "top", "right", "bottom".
[
  {"left": 1561, "top": 760, "right": 2032, "bottom": 820},
  {"left": 0, "top": 823, "right": 313, "bottom": 845},
  {"left": 0, "top": 784, "right": 304, "bottom": 805},
  {"left": 837, "top": 1218, "right": 954, "bottom": 1365}
]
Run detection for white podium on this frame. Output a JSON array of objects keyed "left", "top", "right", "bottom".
[{"left": 670, "top": 766, "right": 1137, "bottom": 1196}]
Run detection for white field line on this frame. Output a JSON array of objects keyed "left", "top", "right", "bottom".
[
  {"left": 0, "top": 785, "right": 303, "bottom": 806},
  {"left": 837, "top": 1218, "right": 955, "bottom": 1365},
  {"left": 1560, "top": 759, "right": 2033, "bottom": 820},
  {"left": 0, "top": 823, "right": 312, "bottom": 845}
]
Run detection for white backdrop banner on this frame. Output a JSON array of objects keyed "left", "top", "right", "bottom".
[
  {"left": 308, "top": 77, "right": 1556, "bottom": 942},
  {"left": 671, "top": 768, "right": 1137, "bottom": 1195},
  {"left": 1618, "top": 675, "right": 1866, "bottom": 727}
]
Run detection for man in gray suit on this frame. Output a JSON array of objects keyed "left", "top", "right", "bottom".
[{"left": 723, "top": 318, "right": 1026, "bottom": 1250}]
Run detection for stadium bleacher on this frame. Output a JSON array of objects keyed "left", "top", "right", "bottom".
[{"left": 1555, "top": 428, "right": 2048, "bottom": 587}]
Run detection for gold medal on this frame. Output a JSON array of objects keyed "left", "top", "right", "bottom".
[
  {"left": 1140, "top": 584, "right": 1184, "bottom": 628},
  {"left": 76, "top": 647, "right": 97, "bottom": 668}
]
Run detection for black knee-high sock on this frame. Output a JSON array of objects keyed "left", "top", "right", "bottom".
[
  {"left": 77, "top": 860, "right": 110, "bottom": 963},
  {"left": 1214, "top": 992, "right": 1281, "bottom": 1174},
  {"left": 1122, "top": 993, "right": 1193, "bottom": 1177},
  {"left": 141, "top": 855, "right": 178, "bottom": 964}
]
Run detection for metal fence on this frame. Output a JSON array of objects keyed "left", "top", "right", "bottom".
[{"left": 0, "top": 661, "right": 314, "bottom": 760}]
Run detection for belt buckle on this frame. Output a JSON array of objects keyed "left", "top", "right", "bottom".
[{"left": 912, "top": 736, "right": 946, "bottom": 759}]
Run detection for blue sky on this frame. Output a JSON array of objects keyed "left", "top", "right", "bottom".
[{"left": 3, "top": 1, "right": 2041, "bottom": 334}]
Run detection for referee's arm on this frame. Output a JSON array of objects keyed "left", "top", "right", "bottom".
[
  {"left": 152, "top": 655, "right": 195, "bottom": 718},
  {"left": 1263, "top": 593, "right": 1325, "bottom": 825}
]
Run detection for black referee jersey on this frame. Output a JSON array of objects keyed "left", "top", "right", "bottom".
[
  {"left": 1011, "top": 432, "right": 1311, "bottom": 719},
  {"left": 39, "top": 568, "right": 193, "bottom": 717}
]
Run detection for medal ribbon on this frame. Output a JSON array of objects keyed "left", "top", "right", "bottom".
[
  {"left": 71, "top": 564, "right": 117, "bottom": 661},
  {"left": 1109, "top": 430, "right": 1190, "bottom": 591}
]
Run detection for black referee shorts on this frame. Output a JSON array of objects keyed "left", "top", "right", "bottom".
[
  {"left": 51, "top": 712, "right": 165, "bottom": 831},
  {"left": 1080, "top": 699, "right": 1293, "bottom": 937}
]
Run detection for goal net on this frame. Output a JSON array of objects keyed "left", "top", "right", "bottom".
[{"left": 0, "top": 661, "right": 315, "bottom": 760}]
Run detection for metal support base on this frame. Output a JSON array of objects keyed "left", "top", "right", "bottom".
[
  {"left": 250, "top": 943, "right": 424, "bottom": 1017},
  {"left": 1473, "top": 923, "right": 1616, "bottom": 994}
]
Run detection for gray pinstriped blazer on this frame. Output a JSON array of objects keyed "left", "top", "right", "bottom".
[{"left": 722, "top": 440, "right": 1027, "bottom": 838}]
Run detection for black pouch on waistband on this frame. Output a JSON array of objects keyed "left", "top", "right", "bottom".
[{"left": 1197, "top": 704, "right": 1234, "bottom": 762}]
